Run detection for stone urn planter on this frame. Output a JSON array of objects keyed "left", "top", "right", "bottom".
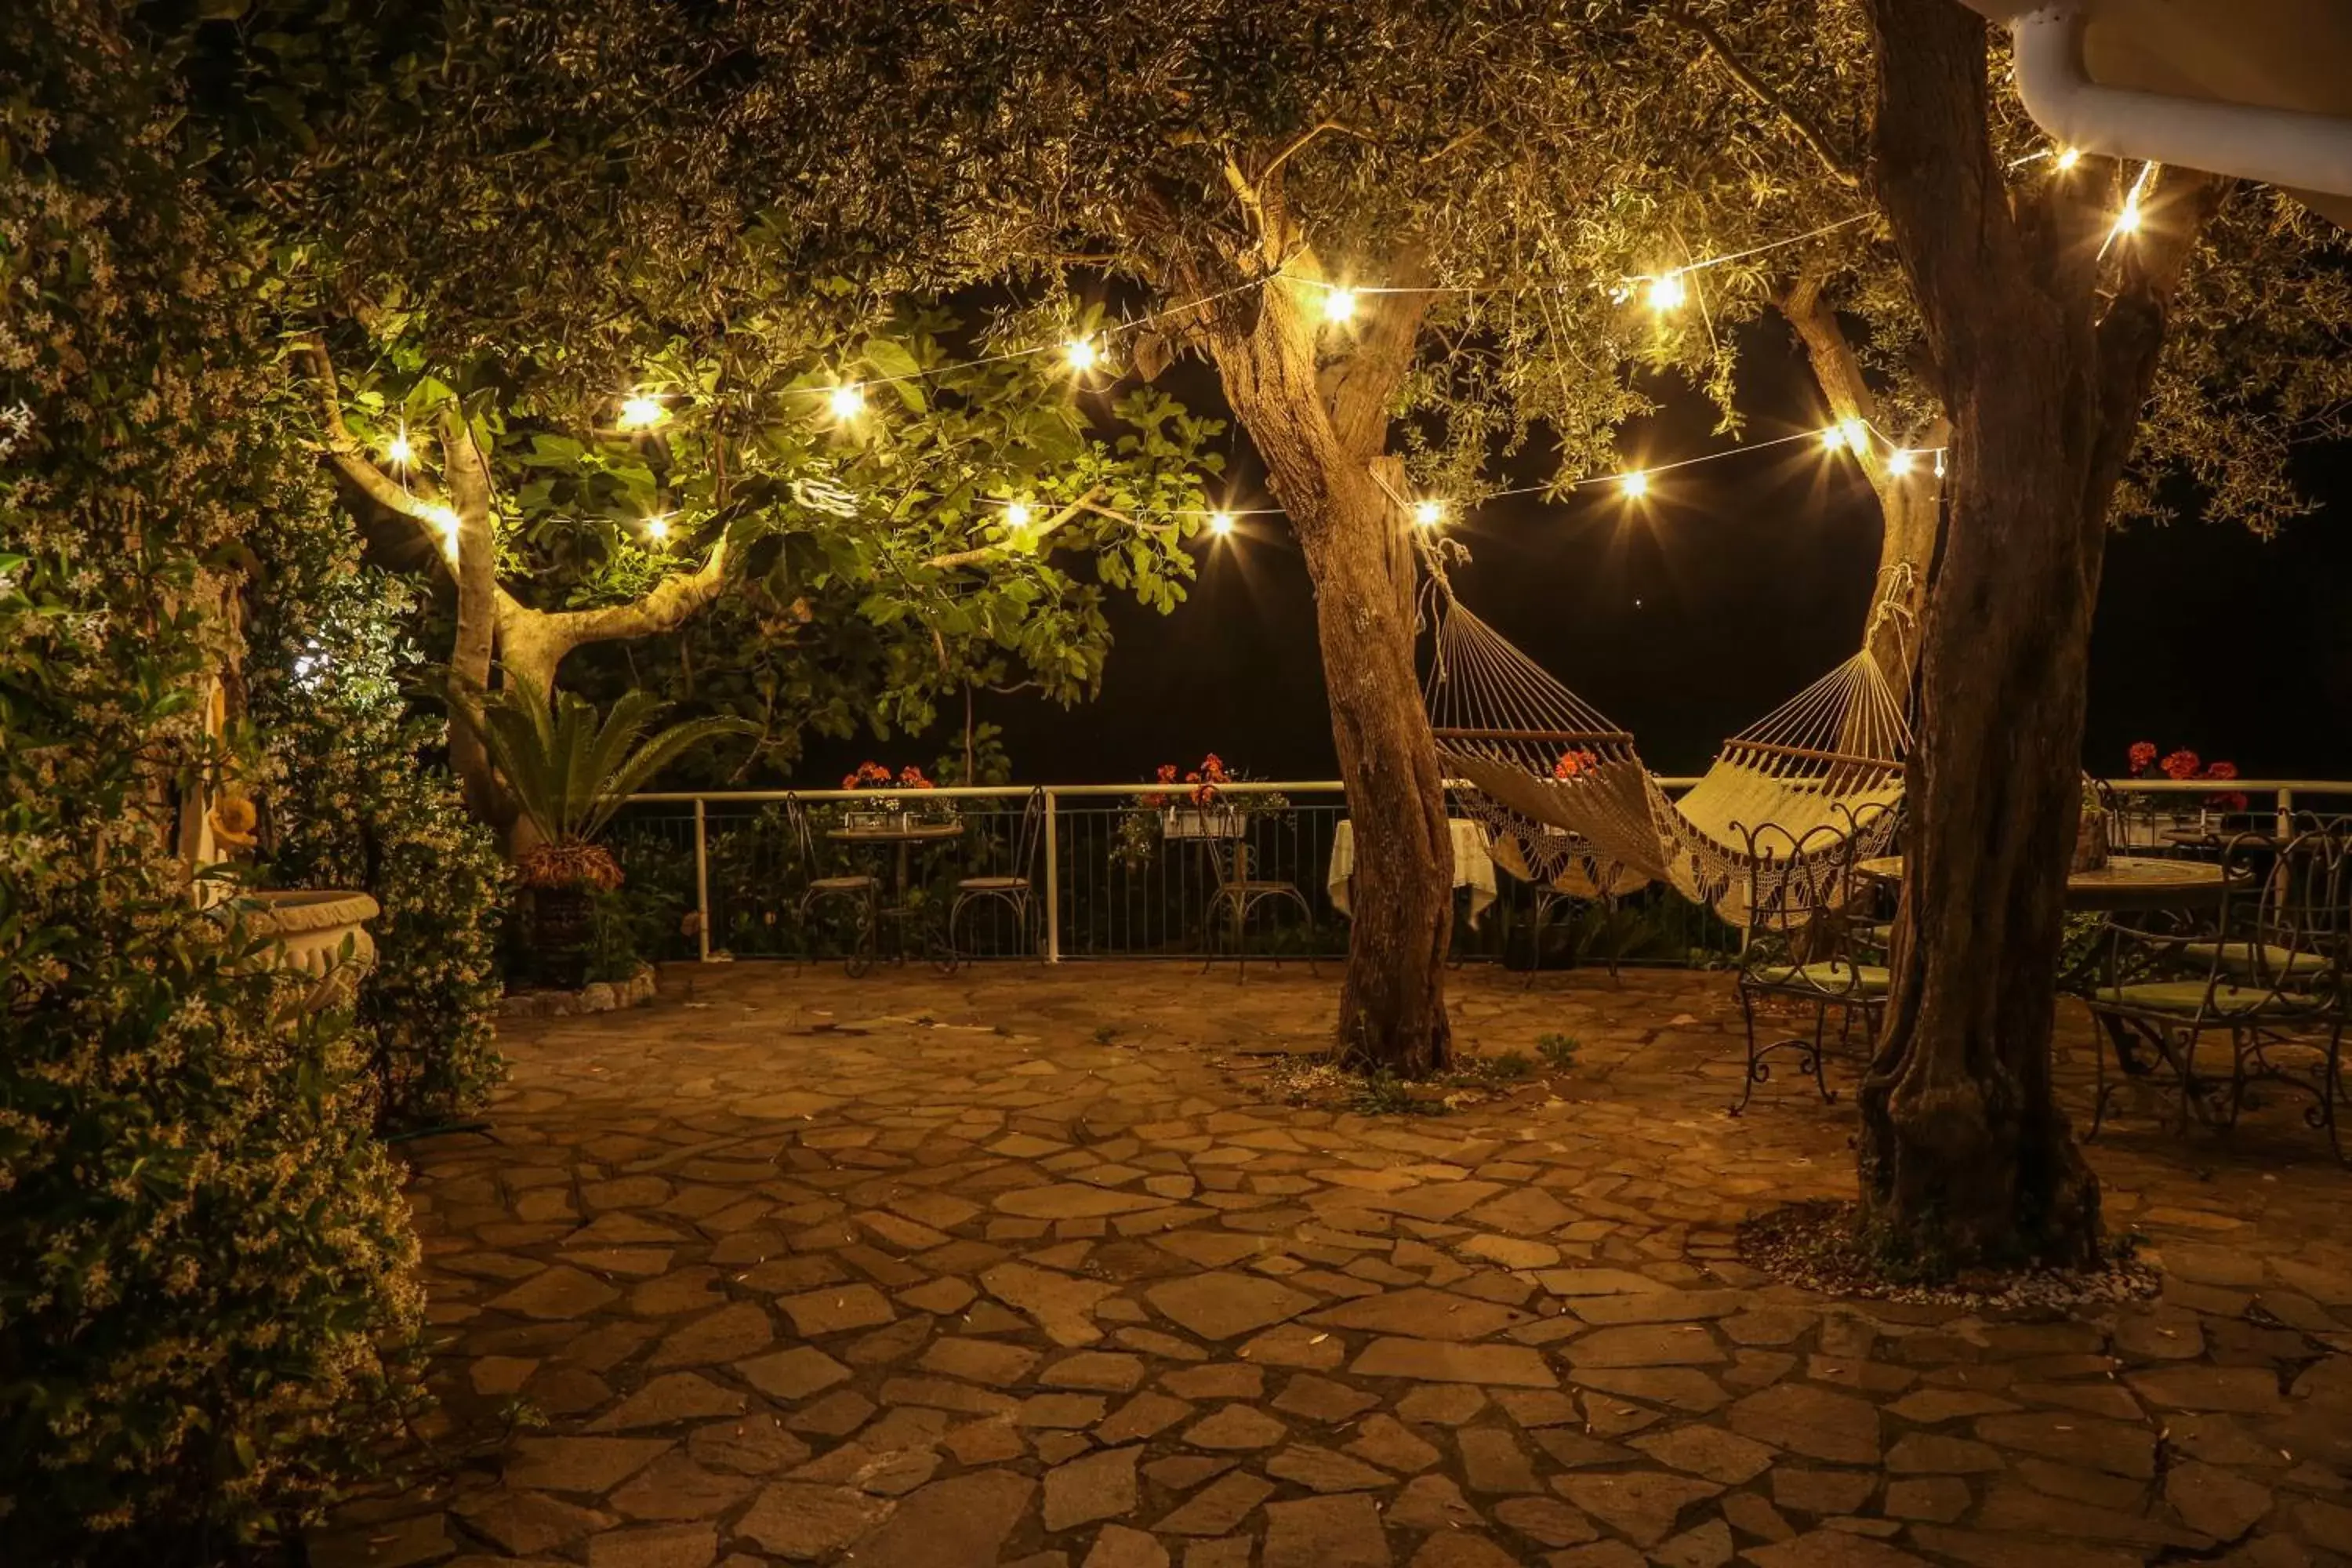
[{"left": 240, "top": 889, "right": 382, "bottom": 1019}]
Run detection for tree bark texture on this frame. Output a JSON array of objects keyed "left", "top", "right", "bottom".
[
  {"left": 1197, "top": 270, "right": 1455, "bottom": 1075},
  {"left": 1781, "top": 268, "right": 1940, "bottom": 694},
  {"left": 440, "top": 411, "right": 506, "bottom": 826},
  {"left": 1858, "top": 0, "right": 2216, "bottom": 1269}
]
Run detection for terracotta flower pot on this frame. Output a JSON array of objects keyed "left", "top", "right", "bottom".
[{"left": 531, "top": 884, "right": 597, "bottom": 989}]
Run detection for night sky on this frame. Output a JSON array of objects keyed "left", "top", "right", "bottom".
[{"left": 810, "top": 323, "right": 2352, "bottom": 789}]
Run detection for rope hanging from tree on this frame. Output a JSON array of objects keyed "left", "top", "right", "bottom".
[{"left": 1423, "top": 565, "right": 1914, "bottom": 923}]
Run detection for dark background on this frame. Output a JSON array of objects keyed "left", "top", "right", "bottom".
[{"left": 808, "top": 325, "right": 2352, "bottom": 787}]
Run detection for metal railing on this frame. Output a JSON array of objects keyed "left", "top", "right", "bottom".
[{"left": 607, "top": 777, "right": 2352, "bottom": 968}]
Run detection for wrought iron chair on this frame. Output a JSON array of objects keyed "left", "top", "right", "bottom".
[
  {"left": 1203, "top": 829, "right": 1317, "bottom": 981},
  {"left": 944, "top": 788, "right": 1046, "bottom": 968},
  {"left": 2085, "top": 828, "right": 2348, "bottom": 1150},
  {"left": 789, "top": 798, "right": 880, "bottom": 977},
  {"left": 1730, "top": 805, "right": 1893, "bottom": 1114}
]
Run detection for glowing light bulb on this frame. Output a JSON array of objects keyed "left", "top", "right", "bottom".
[
  {"left": 1063, "top": 338, "right": 1098, "bottom": 372},
  {"left": 1620, "top": 470, "right": 1650, "bottom": 499},
  {"left": 1820, "top": 425, "right": 1846, "bottom": 452},
  {"left": 618, "top": 394, "right": 667, "bottom": 430},
  {"left": 1934, "top": 449, "right": 1947, "bottom": 479},
  {"left": 1889, "top": 448, "right": 1916, "bottom": 477},
  {"left": 1207, "top": 510, "right": 1236, "bottom": 536},
  {"left": 1412, "top": 499, "right": 1443, "bottom": 528},
  {"left": 1004, "top": 501, "right": 1033, "bottom": 531},
  {"left": 1645, "top": 272, "right": 1686, "bottom": 313},
  {"left": 1321, "top": 286, "right": 1358, "bottom": 324},
  {"left": 2056, "top": 147, "right": 2082, "bottom": 171},
  {"left": 385, "top": 426, "right": 412, "bottom": 467},
  {"left": 644, "top": 514, "right": 672, "bottom": 543},
  {"left": 2112, "top": 195, "right": 2143, "bottom": 237}
]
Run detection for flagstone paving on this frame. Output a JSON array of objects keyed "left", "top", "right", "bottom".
[{"left": 318, "top": 962, "right": 2352, "bottom": 1568}]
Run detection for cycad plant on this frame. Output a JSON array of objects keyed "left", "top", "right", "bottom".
[{"left": 448, "top": 683, "right": 752, "bottom": 984}]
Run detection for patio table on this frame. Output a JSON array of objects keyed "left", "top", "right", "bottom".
[
  {"left": 1329, "top": 818, "right": 1498, "bottom": 927},
  {"left": 826, "top": 819, "right": 966, "bottom": 963},
  {"left": 1855, "top": 854, "right": 2240, "bottom": 913},
  {"left": 1857, "top": 852, "right": 2250, "bottom": 1102}
]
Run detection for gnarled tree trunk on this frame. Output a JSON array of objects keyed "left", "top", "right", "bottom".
[
  {"left": 1196, "top": 266, "right": 1454, "bottom": 1075},
  {"left": 1857, "top": 0, "right": 2216, "bottom": 1269}
]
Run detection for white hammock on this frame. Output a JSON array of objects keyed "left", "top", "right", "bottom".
[{"left": 1425, "top": 585, "right": 1910, "bottom": 924}]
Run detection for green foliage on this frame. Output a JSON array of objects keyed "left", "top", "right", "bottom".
[
  {"left": 450, "top": 685, "right": 755, "bottom": 851},
  {"left": 0, "top": 2, "right": 421, "bottom": 1552},
  {"left": 1537, "top": 1033, "right": 1582, "bottom": 1072},
  {"left": 245, "top": 548, "right": 508, "bottom": 1131}
]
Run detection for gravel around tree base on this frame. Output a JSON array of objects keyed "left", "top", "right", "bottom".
[{"left": 1739, "top": 1199, "right": 2161, "bottom": 1312}]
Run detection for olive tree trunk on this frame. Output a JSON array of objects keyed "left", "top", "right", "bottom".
[
  {"left": 1857, "top": 0, "right": 2217, "bottom": 1269},
  {"left": 1196, "top": 269, "right": 1455, "bottom": 1075}
]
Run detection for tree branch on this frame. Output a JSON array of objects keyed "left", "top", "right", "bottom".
[
  {"left": 1258, "top": 121, "right": 1365, "bottom": 187},
  {"left": 922, "top": 485, "right": 1106, "bottom": 570},
  {"left": 520, "top": 536, "right": 736, "bottom": 648},
  {"left": 297, "top": 334, "right": 446, "bottom": 530},
  {"left": 2085, "top": 168, "right": 2224, "bottom": 506},
  {"left": 1668, "top": 5, "right": 1861, "bottom": 190}
]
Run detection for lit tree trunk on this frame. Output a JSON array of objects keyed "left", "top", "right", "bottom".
[
  {"left": 1780, "top": 268, "right": 1943, "bottom": 692},
  {"left": 439, "top": 412, "right": 506, "bottom": 824},
  {"left": 1857, "top": 0, "right": 2216, "bottom": 1269},
  {"left": 1192, "top": 257, "right": 1454, "bottom": 1075}
]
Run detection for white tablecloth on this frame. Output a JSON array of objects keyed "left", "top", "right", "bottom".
[{"left": 1327, "top": 818, "right": 1498, "bottom": 927}]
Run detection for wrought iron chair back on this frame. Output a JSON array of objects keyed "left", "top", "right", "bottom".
[{"left": 1733, "top": 802, "right": 1889, "bottom": 998}]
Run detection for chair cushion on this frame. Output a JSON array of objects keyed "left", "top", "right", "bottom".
[
  {"left": 1747, "top": 961, "right": 1890, "bottom": 996},
  {"left": 808, "top": 876, "right": 878, "bottom": 892},
  {"left": 1224, "top": 880, "right": 1303, "bottom": 895},
  {"left": 2090, "top": 979, "right": 2307, "bottom": 1016},
  {"left": 958, "top": 877, "right": 1029, "bottom": 891},
  {"left": 2177, "top": 940, "right": 2332, "bottom": 981}
]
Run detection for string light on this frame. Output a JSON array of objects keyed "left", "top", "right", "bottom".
[
  {"left": 1321, "top": 287, "right": 1359, "bottom": 324},
  {"left": 2056, "top": 147, "right": 2083, "bottom": 171},
  {"left": 1645, "top": 272, "right": 1687, "bottom": 314},
  {"left": 385, "top": 426, "right": 412, "bottom": 467},
  {"left": 2105, "top": 162, "right": 2158, "bottom": 253},
  {"left": 1412, "top": 499, "right": 1443, "bottom": 528},
  {"left": 1934, "top": 450, "right": 1947, "bottom": 479},
  {"left": 828, "top": 384, "right": 866, "bottom": 421},
  {"left": 1004, "top": 501, "right": 1033, "bottom": 531},
  {"left": 643, "top": 514, "right": 672, "bottom": 544},
  {"left": 1063, "top": 338, "right": 1099, "bottom": 372},
  {"left": 1889, "top": 448, "right": 1916, "bottom": 477},
  {"left": 1207, "top": 510, "right": 1236, "bottom": 536},
  {"left": 1820, "top": 425, "right": 1849, "bottom": 453},
  {"left": 1620, "top": 470, "right": 1650, "bottom": 499},
  {"left": 618, "top": 394, "right": 667, "bottom": 430}
]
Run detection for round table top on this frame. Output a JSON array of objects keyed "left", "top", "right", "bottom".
[
  {"left": 1857, "top": 854, "right": 2244, "bottom": 912},
  {"left": 826, "top": 821, "right": 967, "bottom": 844}
]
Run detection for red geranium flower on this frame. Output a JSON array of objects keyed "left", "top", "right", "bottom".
[
  {"left": 2128, "top": 740, "right": 2158, "bottom": 775},
  {"left": 1552, "top": 748, "right": 1599, "bottom": 780},
  {"left": 2160, "top": 749, "right": 2202, "bottom": 781},
  {"left": 2205, "top": 760, "right": 2238, "bottom": 781}
]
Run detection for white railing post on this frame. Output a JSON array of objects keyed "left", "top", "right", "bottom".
[
  {"left": 693, "top": 797, "right": 712, "bottom": 962},
  {"left": 1044, "top": 788, "right": 1062, "bottom": 963}
]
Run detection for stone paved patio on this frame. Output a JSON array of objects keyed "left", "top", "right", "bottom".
[{"left": 322, "top": 961, "right": 2352, "bottom": 1568}]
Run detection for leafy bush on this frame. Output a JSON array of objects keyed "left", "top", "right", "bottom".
[
  {"left": 0, "top": 4, "right": 423, "bottom": 1555},
  {"left": 245, "top": 554, "right": 508, "bottom": 1130}
]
